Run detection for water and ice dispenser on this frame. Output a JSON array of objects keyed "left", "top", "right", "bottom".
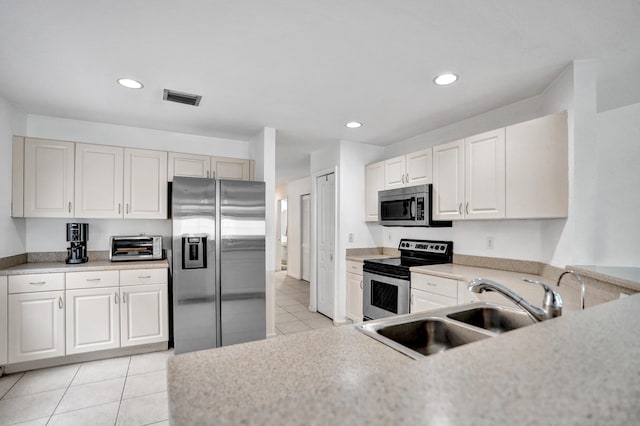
[{"left": 182, "top": 236, "right": 207, "bottom": 269}]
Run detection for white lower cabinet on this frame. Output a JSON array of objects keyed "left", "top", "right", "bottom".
[
  {"left": 121, "top": 284, "right": 168, "bottom": 347},
  {"left": 345, "top": 261, "right": 364, "bottom": 322},
  {"left": 8, "top": 291, "right": 65, "bottom": 363},
  {"left": 66, "top": 288, "right": 120, "bottom": 354},
  {"left": 410, "top": 272, "right": 478, "bottom": 313}
]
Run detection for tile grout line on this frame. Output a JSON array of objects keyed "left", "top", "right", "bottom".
[
  {"left": 114, "top": 356, "right": 133, "bottom": 426},
  {"left": 46, "top": 364, "right": 81, "bottom": 425},
  {"left": 0, "top": 372, "right": 25, "bottom": 400}
]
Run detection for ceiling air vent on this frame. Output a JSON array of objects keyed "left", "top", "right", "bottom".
[{"left": 163, "top": 89, "right": 202, "bottom": 106}]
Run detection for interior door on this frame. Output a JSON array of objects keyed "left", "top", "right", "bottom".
[
  {"left": 316, "top": 173, "right": 335, "bottom": 319},
  {"left": 301, "top": 194, "right": 311, "bottom": 282}
]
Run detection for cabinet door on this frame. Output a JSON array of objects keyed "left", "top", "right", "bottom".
[
  {"left": 24, "top": 138, "right": 75, "bottom": 217},
  {"left": 66, "top": 288, "right": 120, "bottom": 354},
  {"left": 168, "top": 152, "right": 211, "bottom": 181},
  {"left": 432, "top": 140, "right": 464, "bottom": 220},
  {"left": 410, "top": 289, "right": 456, "bottom": 313},
  {"left": 406, "top": 148, "right": 433, "bottom": 185},
  {"left": 12, "top": 136, "right": 24, "bottom": 217},
  {"left": 124, "top": 148, "right": 168, "bottom": 219},
  {"left": 364, "top": 161, "right": 385, "bottom": 222},
  {"left": 505, "top": 112, "right": 568, "bottom": 218},
  {"left": 75, "top": 143, "right": 124, "bottom": 218},
  {"left": 384, "top": 156, "right": 406, "bottom": 189},
  {"left": 121, "top": 284, "right": 168, "bottom": 347},
  {"left": 465, "top": 128, "right": 506, "bottom": 219},
  {"left": 0, "top": 277, "right": 7, "bottom": 366},
  {"left": 8, "top": 291, "right": 65, "bottom": 363},
  {"left": 212, "top": 157, "right": 250, "bottom": 181},
  {"left": 346, "top": 272, "right": 363, "bottom": 321}
]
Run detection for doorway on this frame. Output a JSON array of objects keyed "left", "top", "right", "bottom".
[
  {"left": 316, "top": 173, "right": 335, "bottom": 319},
  {"left": 301, "top": 193, "right": 310, "bottom": 282}
]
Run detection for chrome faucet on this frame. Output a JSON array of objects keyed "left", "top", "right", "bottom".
[
  {"left": 557, "top": 270, "right": 586, "bottom": 310},
  {"left": 468, "top": 278, "right": 563, "bottom": 322}
]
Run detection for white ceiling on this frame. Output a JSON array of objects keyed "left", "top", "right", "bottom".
[{"left": 1, "top": 0, "right": 639, "bottom": 182}]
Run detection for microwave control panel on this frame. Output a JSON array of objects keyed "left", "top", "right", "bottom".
[{"left": 416, "top": 197, "right": 424, "bottom": 221}]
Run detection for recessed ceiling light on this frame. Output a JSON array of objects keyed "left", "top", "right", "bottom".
[
  {"left": 433, "top": 73, "right": 458, "bottom": 86},
  {"left": 346, "top": 121, "right": 362, "bottom": 129},
  {"left": 117, "top": 78, "right": 144, "bottom": 89}
]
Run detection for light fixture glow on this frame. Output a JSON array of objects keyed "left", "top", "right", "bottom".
[
  {"left": 117, "top": 78, "right": 144, "bottom": 89},
  {"left": 345, "top": 121, "right": 362, "bottom": 129},
  {"left": 433, "top": 73, "right": 458, "bottom": 86}
]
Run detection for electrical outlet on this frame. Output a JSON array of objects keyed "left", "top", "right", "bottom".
[
  {"left": 486, "top": 236, "right": 494, "bottom": 249},
  {"left": 348, "top": 233, "right": 354, "bottom": 243}
]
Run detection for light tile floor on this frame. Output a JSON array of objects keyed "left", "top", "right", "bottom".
[
  {"left": 274, "top": 271, "right": 336, "bottom": 335},
  {"left": 0, "top": 351, "right": 172, "bottom": 426},
  {"left": 0, "top": 272, "right": 331, "bottom": 425}
]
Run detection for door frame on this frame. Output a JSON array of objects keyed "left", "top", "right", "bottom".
[{"left": 310, "top": 166, "right": 339, "bottom": 315}]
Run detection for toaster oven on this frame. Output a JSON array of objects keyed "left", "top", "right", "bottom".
[{"left": 109, "top": 235, "right": 164, "bottom": 262}]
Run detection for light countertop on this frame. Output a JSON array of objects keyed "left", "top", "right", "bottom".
[
  {"left": 568, "top": 265, "right": 640, "bottom": 292},
  {"left": 167, "top": 293, "right": 640, "bottom": 425},
  {"left": 346, "top": 254, "right": 395, "bottom": 262},
  {"left": 0, "top": 259, "right": 169, "bottom": 276}
]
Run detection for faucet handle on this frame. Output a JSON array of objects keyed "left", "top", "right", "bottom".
[{"left": 522, "top": 277, "right": 563, "bottom": 317}]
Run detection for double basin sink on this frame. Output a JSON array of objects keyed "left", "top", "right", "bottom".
[{"left": 357, "top": 302, "right": 535, "bottom": 359}]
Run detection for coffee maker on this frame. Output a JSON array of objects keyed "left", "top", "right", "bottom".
[{"left": 66, "top": 223, "right": 89, "bottom": 264}]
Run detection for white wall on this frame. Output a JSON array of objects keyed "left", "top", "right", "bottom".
[
  {"left": 286, "top": 176, "right": 311, "bottom": 280},
  {"left": 595, "top": 102, "right": 640, "bottom": 266},
  {"left": 0, "top": 97, "right": 27, "bottom": 258},
  {"left": 251, "top": 127, "right": 277, "bottom": 337}
]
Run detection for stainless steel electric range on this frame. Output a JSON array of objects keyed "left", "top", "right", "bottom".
[{"left": 362, "top": 239, "right": 453, "bottom": 320}]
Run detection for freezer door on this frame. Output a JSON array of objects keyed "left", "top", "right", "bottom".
[
  {"left": 219, "top": 180, "right": 266, "bottom": 346},
  {"left": 171, "top": 177, "right": 217, "bottom": 354}
]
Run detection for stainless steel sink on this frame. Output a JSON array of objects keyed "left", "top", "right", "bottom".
[
  {"left": 446, "top": 305, "right": 535, "bottom": 334},
  {"left": 357, "top": 302, "right": 536, "bottom": 359}
]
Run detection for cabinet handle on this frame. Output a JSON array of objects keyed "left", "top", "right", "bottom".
[
  {"left": 68, "top": 202, "right": 72, "bottom": 213},
  {"left": 138, "top": 275, "right": 151, "bottom": 279},
  {"left": 406, "top": 173, "right": 409, "bottom": 182},
  {"left": 86, "top": 278, "right": 101, "bottom": 282},
  {"left": 458, "top": 203, "right": 462, "bottom": 214},
  {"left": 401, "top": 174, "right": 405, "bottom": 184},
  {"left": 118, "top": 203, "right": 121, "bottom": 214},
  {"left": 115, "top": 293, "right": 119, "bottom": 304},
  {"left": 58, "top": 297, "right": 64, "bottom": 309},
  {"left": 126, "top": 204, "right": 129, "bottom": 214},
  {"left": 29, "top": 281, "right": 46, "bottom": 286},
  {"left": 206, "top": 170, "right": 210, "bottom": 178},
  {"left": 465, "top": 202, "right": 469, "bottom": 215},
  {"left": 360, "top": 280, "right": 363, "bottom": 290},
  {"left": 123, "top": 292, "right": 127, "bottom": 303}
]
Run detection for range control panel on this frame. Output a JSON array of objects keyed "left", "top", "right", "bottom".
[{"left": 398, "top": 239, "right": 452, "bottom": 254}]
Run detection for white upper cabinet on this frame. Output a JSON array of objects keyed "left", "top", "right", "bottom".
[
  {"left": 384, "top": 149, "right": 433, "bottom": 190},
  {"left": 124, "top": 148, "right": 168, "bottom": 219},
  {"left": 364, "top": 161, "right": 385, "bottom": 222},
  {"left": 212, "top": 156, "right": 250, "bottom": 180},
  {"left": 75, "top": 143, "right": 124, "bottom": 218},
  {"left": 505, "top": 111, "right": 568, "bottom": 218},
  {"left": 24, "top": 138, "right": 75, "bottom": 218},
  {"left": 433, "top": 129, "right": 505, "bottom": 220},
  {"left": 12, "top": 136, "right": 24, "bottom": 218},
  {"left": 168, "top": 152, "right": 211, "bottom": 181},
  {"left": 433, "top": 140, "right": 465, "bottom": 220},
  {"left": 405, "top": 148, "right": 433, "bottom": 186},
  {"left": 384, "top": 155, "right": 406, "bottom": 189},
  {"left": 464, "top": 128, "right": 506, "bottom": 219}
]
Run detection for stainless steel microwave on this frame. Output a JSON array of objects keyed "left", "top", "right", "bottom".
[{"left": 378, "top": 184, "right": 452, "bottom": 227}]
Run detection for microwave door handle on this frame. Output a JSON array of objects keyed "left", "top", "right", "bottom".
[{"left": 410, "top": 197, "right": 417, "bottom": 219}]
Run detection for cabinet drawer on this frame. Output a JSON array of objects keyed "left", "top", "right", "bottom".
[
  {"left": 410, "top": 273, "right": 458, "bottom": 299},
  {"left": 120, "top": 268, "right": 167, "bottom": 286},
  {"left": 346, "top": 260, "right": 363, "bottom": 275},
  {"left": 9, "top": 273, "right": 65, "bottom": 294},
  {"left": 66, "top": 270, "right": 120, "bottom": 289}
]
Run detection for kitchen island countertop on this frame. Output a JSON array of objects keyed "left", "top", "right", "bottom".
[{"left": 167, "top": 293, "right": 640, "bottom": 425}]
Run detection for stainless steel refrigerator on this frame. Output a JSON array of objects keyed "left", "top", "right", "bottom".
[{"left": 171, "top": 176, "right": 266, "bottom": 354}]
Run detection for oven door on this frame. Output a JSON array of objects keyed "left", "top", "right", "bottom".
[{"left": 363, "top": 271, "right": 410, "bottom": 320}]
